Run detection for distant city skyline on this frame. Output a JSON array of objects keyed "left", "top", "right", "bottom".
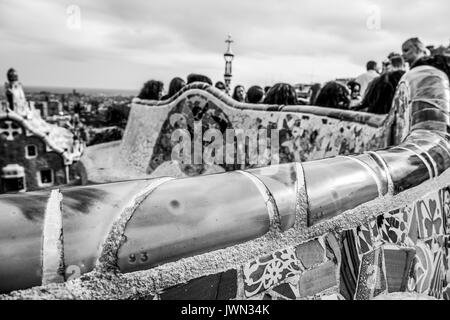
[
  {"left": 23, "top": 85, "right": 138, "bottom": 96},
  {"left": 1, "top": 0, "right": 449, "bottom": 91}
]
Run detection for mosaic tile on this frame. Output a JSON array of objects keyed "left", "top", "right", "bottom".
[
  {"left": 369, "top": 219, "right": 383, "bottom": 247},
  {"left": 409, "top": 239, "right": 445, "bottom": 298},
  {"left": 266, "top": 275, "right": 301, "bottom": 300},
  {"left": 242, "top": 247, "right": 301, "bottom": 298},
  {"left": 444, "top": 235, "right": 450, "bottom": 300},
  {"left": 325, "top": 233, "right": 341, "bottom": 265},
  {"left": 217, "top": 269, "right": 239, "bottom": 300},
  {"left": 339, "top": 230, "right": 360, "bottom": 300},
  {"left": 441, "top": 187, "right": 450, "bottom": 234},
  {"left": 383, "top": 245, "right": 415, "bottom": 292},
  {"left": 244, "top": 292, "right": 267, "bottom": 300},
  {"left": 295, "top": 238, "right": 325, "bottom": 269},
  {"left": 126, "top": 84, "right": 390, "bottom": 179},
  {"left": 427, "top": 236, "right": 446, "bottom": 299},
  {"left": 311, "top": 287, "right": 341, "bottom": 300},
  {"left": 354, "top": 247, "right": 388, "bottom": 300},
  {"left": 354, "top": 224, "right": 374, "bottom": 258},
  {"left": 262, "top": 293, "right": 273, "bottom": 300},
  {"left": 319, "top": 293, "right": 346, "bottom": 300},
  {"left": 415, "top": 192, "right": 444, "bottom": 239},
  {"left": 354, "top": 219, "right": 384, "bottom": 259},
  {"left": 160, "top": 269, "right": 237, "bottom": 300},
  {"left": 443, "top": 286, "right": 450, "bottom": 300},
  {"left": 407, "top": 205, "right": 420, "bottom": 245},
  {"left": 379, "top": 206, "right": 411, "bottom": 246},
  {"left": 298, "top": 261, "right": 338, "bottom": 298},
  {"left": 271, "top": 282, "right": 297, "bottom": 300}
]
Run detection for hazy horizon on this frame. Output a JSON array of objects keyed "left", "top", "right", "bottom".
[
  {"left": 23, "top": 84, "right": 138, "bottom": 94},
  {"left": 1, "top": 0, "right": 449, "bottom": 91}
]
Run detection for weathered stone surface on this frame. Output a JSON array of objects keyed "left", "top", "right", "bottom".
[
  {"left": 295, "top": 239, "right": 325, "bottom": 269},
  {"left": 298, "top": 261, "right": 337, "bottom": 297}
]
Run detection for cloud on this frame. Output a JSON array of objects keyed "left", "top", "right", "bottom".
[{"left": 0, "top": 0, "right": 449, "bottom": 90}]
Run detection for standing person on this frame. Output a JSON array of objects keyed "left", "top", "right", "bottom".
[
  {"left": 401, "top": 37, "right": 430, "bottom": 69},
  {"left": 355, "top": 60, "right": 380, "bottom": 98},
  {"left": 315, "top": 81, "right": 351, "bottom": 110},
  {"left": 263, "top": 83, "right": 298, "bottom": 105},
  {"left": 412, "top": 55, "right": 450, "bottom": 81},
  {"left": 347, "top": 80, "right": 362, "bottom": 109},
  {"left": 390, "top": 55, "right": 406, "bottom": 71},
  {"left": 382, "top": 59, "right": 392, "bottom": 74},
  {"left": 161, "top": 77, "right": 185, "bottom": 100},
  {"left": 214, "top": 81, "right": 227, "bottom": 92},
  {"left": 360, "top": 70, "right": 405, "bottom": 114},
  {"left": 382, "top": 53, "right": 406, "bottom": 73},
  {"left": 308, "top": 83, "right": 322, "bottom": 105},
  {"left": 186, "top": 73, "right": 213, "bottom": 85},
  {"left": 246, "top": 85, "right": 264, "bottom": 104},
  {"left": 137, "top": 80, "right": 164, "bottom": 100},
  {"left": 232, "top": 85, "right": 246, "bottom": 102}
]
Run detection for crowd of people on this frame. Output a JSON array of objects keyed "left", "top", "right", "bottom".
[{"left": 137, "top": 37, "right": 450, "bottom": 116}]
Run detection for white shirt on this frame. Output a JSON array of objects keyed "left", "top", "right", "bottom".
[{"left": 355, "top": 70, "right": 379, "bottom": 98}]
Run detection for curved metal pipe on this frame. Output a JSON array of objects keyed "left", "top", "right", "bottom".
[
  {"left": 304, "top": 66, "right": 450, "bottom": 225},
  {"left": 0, "top": 66, "right": 448, "bottom": 294},
  {"left": 116, "top": 171, "right": 277, "bottom": 273}
]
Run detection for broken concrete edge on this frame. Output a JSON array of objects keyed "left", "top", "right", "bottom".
[
  {"left": 2, "top": 167, "right": 449, "bottom": 300},
  {"left": 294, "top": 162, "right": 309, "bottom": 231},
  {"left": 41, "top": 189, "right": 65, "bottom": 285},
  {"left": 78, "top": 140, "right": 146, "bottom": 184}
]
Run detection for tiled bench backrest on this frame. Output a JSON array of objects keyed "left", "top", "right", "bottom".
[{"left": 0, "top": 66, "right": 449, "bottom": 300}]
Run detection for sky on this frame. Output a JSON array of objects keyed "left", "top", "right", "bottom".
[{"left": 0, "top": 0, "right": 449, "bottom": 92}]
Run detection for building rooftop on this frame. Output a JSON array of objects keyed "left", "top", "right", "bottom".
[{"left": 0, "top": 106, "right": 84, "bottom": 165}]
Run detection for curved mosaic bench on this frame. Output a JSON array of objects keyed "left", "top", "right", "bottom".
[
  {"left": 0, "top": 66, "right": 449, "bottom": 300},
  {"left": 78, "top": 82, "right": 389, "bottom": 184}
]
